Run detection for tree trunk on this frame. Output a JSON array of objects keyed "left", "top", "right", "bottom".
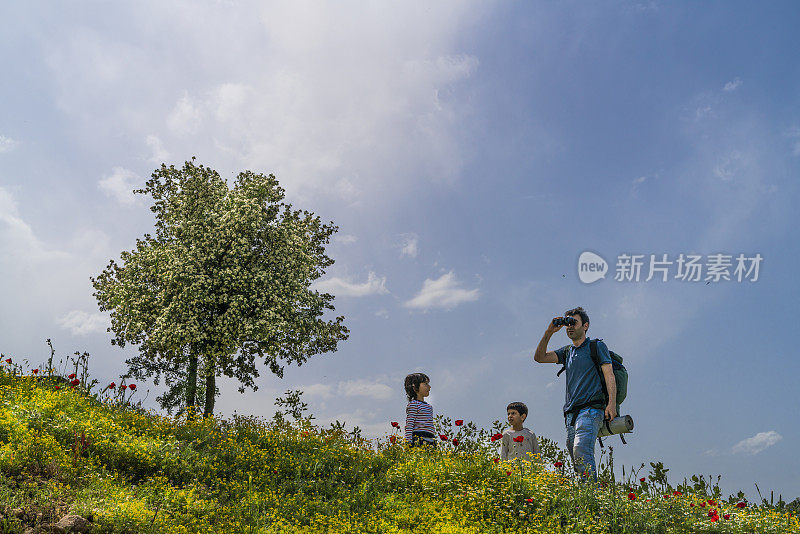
[
  {"left": 185, "top": 344, "right": 198, "bottom": 419},
  {"left": 203, "top": 358, "right": 215, "bottom": 418}
]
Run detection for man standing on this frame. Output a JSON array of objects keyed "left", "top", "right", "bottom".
[{"left": 534, "top": 306, "right": 616, "bottom": 480}]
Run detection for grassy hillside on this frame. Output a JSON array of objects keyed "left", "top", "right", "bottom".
[{"left": 0, "top": 368, "right": 797, "bottom": 533}]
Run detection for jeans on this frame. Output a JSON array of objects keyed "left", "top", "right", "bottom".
[
  {"left": 565, "top": 407, "right": 604, "bottom": 481},
  {"left": 410, "top": 430, "right": 437, "bottom": 448}
]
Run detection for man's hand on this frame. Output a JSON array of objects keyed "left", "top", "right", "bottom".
[
  {"left": 604, "top": 404, "right": 617, "bottom": 421},
  {"left": 534, "top": 318, "right": 563, "bottom": 363},
  {"left": 545, "top": 317, "right": 563, "bottom": 336}
]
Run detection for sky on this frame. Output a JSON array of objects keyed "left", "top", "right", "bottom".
[{"left": 2, "top": 1, "right": 799, "bottom": 502}]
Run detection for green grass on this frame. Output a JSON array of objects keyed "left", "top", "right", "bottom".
[{"left": 0, "top": 368, "right": 797, "bottom": 533}]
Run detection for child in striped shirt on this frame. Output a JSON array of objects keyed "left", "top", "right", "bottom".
[{"left": 404, "top": 372, "right": 436, "bottom": 447}]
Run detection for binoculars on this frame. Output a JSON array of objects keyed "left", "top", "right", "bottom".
[{"left": 552, "top": 316, "right": 577, "bottom": 327}]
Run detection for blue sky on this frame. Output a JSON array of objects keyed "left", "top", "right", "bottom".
[{"left": 2, "top": 2, "right": 799, "bottom": 501}]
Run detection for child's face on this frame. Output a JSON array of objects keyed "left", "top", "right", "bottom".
[
  {"left": 415, "top": 381, "right": 430, "bottom": 400},
  {"left": 507, "top": 409, "right": 526, "bottom": 428}
]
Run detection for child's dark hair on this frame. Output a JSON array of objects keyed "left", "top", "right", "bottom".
[
  {"left": 506, "top": 402, "right": 528, "bottom": 417},
  {"left": 404, "top": 372, "right": 429, "bottom": 401}
]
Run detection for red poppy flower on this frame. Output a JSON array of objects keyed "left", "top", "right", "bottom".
[
  {"left": 128, "top": 384, "right": 136, "bottom": 391},
  {"left": 391, "top": 421, "right": 400, "bottom": 428},
  {"left": 639, "top": 477, "right": 646, "bottom": 483},
  {"left": 723, "top": 514, "right": 730, "bottom": 520},
  {"left": 439, "top": 434, "right": 448, "bottom": 441},
  {"left": 120, "top": 385, "right": 127, "bottom": 390},
  {"left": 455, "top": 420, "right": 463, "bottom": 426},
  {"left": 526, "top": 498, "right": 533, "bottom": 503},
  {"left": 493, "top": 458, "right": 500, "bottom": 464},
  {"left": 4, "top": 358, "right": 11, "bottom": 364},
  {"left": 708, "top": 510, "right": 717, "bottom": 517},
  {"left": 70, "top": 379, "right": 80, "bottom": 386},
  {"left": 68, "top": 373, "right": 76, "bottom": 379},
  {"left": 663, "top": 494, "right": 670, "bottom": 499},
  {"left": 506, "top": 471, "right": 512, "bottom": 476},
  {"left": 491, "top": 433, "right": 503, "bottom": 442},
  {"left": 690, "top": 503, "right": 695, "bottom": 507},
  {"left": 628, "top": 492, "right": 636, "bottom": 500},
  {"left": 700, "top": 503, "right": 706, "bottom": 507},
  {"left": 710, "top": 515, "right": 719, "bottom": 523},
  {"left": 736, "top": 502, "right": 746, "bottom": 508},
  {"left": 673, "top": 491, "right": 682, "bottom": 496},
  {"left": 389, "top": 435, "right": 397, "bottom": 444},
  {"left": 708, "top": 500, "right": 716, "bottom": 506},
  {"left": 646, "top": 499, "right": 651, "bottom": 502},
  {"left": 513, "top": 436, "right": 524, "bottom": 443},
  {"left": 32, "top": 369, "right": 39, "bottom": 374},
  {"left": 55, "top": 386, "right": 61, "bottom": 391},
  {"left": 554, "top": 461, "right": 563, "bottom": 468},
  {"left": 452, "top": 438, "right": 459, "bottom": 446},
  {"left": 108, "top": 382, "right": 116, "bottom": 389}
]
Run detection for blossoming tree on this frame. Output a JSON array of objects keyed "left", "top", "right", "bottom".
[{"left": 92, "top": 159, "right": 349, "bottom": 417}]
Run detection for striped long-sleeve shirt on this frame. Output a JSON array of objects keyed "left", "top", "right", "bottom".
[{"left": 405, "top": 399, "right": 435, "bottom": 442}]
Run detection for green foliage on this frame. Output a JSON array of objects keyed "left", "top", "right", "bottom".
[
  {"left": 92, "top": 160, "right": 349, "bottom": 416},
  {"left": 1, "top": 370, "right": 799, "bottom": 533}
]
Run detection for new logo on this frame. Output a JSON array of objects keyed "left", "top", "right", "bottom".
[{"left": 578, "top": 251, "right": 608, "bottom": 284}]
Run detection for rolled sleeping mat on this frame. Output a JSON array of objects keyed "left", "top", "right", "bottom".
[{"left": 597, "top": 415, "right": 634, "bottom": 438}]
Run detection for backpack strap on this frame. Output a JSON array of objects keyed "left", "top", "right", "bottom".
[
  {"left": 590, "top": 340, "right": 603, "bottom": 379},
  {"left": 591, "top": 339, "right": 610, "bottom": 406},
  {"left": 556, "top": 345, "right": 569, "bottom": 377}
]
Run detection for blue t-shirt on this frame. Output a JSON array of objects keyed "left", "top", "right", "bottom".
[{"left": 555, "top": 338, "right": 612, "bottom": 415}]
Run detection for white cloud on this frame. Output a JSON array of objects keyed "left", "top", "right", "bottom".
[
  {"left": 712, "top": 151, "right": 747, "bottom": 181},
  {"left": 333, "top": 234, "right": 357, "bottom": 245},
  {"left": 167, "top": 92, "right": 203, "bottom": 135},
  {"left": 338, "top": 379, "right": 394, "bottom": 401},
  {"left": 334, "top": 177, "right": 360, "bottom": 203},
  {"left": 404, "top": 270, "right": 479, "bottom": 310},
  {"left": 313, "top": 271, "right": 388, "bottom": 297},
  {"left": 214, "top": 83, "right": 251, "bottom": 123},
  {"left": 0, "top": 186, "right": 67, "bottom": 262},
  {"left": 302, "top": 379, "right": 393, "bottom": 401},
  {"left": 630, "top": 175, "right": 649, "bottom": 196},
  {"left": 301, "top": 383, "right": 334, "bottom": 399},
  {"left": 146, "top": 135, "right": 170, "bottom": 164},
  {"left": 723, "top": 77, "right": 742, "bottom": 92},
  {"left": 41, "top": 3, "right": 484, "bottom": 209},
  {"left": 694, "top": 105, "right": 713, "bottom": 120},
  {"left": 400, "top": 233, "right": 419, "bottom": 258},
  {"left": 70, "top": 228, "right": 112, "bottom": 260},
  {"left": 0, "top": 135, "right": 19, "bottom": 153},
  {"left": 57, "top": 310, "right": 109, "bottom": 336},
  {"left": 788, "top": 127, "right": 800, "bottom": 157},
  {"left": 731, "top": 431, "right": 782, "bottom": 455},
  {"left": 98, "top": 167, "right": 142, "bottom": 205}
]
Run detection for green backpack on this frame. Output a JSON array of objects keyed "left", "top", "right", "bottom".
[{"left": 557, "top": 339, "right": 628, "bottom": 413}]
